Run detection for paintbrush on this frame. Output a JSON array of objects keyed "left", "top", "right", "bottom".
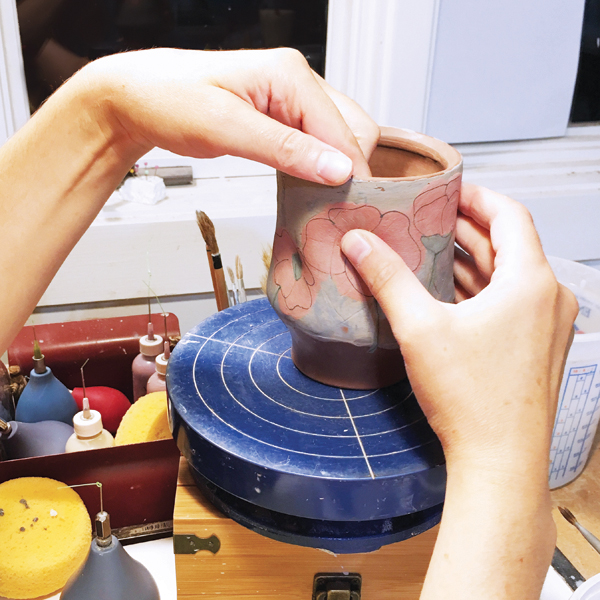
[
  {"left": 235, "top": 255, "right": 247, "bottom": 303},
  {"left": 196, "top": 211, "right": 229, "bottom": 311},
  {"left": 260, "top": 245, "right": 272, "bottom": 296},
  {"left": 227, "top": 266, "right": 238, "bottom": 306},
  {"left": 558, "top": 506, "right": 600, "bottom": 554}
]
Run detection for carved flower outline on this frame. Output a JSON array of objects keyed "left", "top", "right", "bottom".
[
  {"left": 413, "top": 174, "right": 462, "bottom": 238},
  {"left": 271, "top": 228, "right": 318, "bottom": 318},
  {"left": 302, "top": 203, "right": 422, "bottom": 302}
]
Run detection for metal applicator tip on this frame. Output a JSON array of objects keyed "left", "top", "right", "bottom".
[{"left": 95, "top": 510, "right": 113, "bottom": 547}]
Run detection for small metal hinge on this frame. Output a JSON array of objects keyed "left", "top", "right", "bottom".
[
  {"left": 313, "top": 573, "right": 361, "bottom": 600},
  {"left": 173, "top": 534, "right": 221, "bottom": 555}
]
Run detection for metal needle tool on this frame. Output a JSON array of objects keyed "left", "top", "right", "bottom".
[{"left": 559, "top": 506, "right": 600, "bottom": 554}]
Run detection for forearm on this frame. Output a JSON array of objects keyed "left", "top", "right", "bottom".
[
  {"left": 421, "top": 459, "right": 556, "bottom": 600},
  {"left": 0, "top": 69, "right": 146, "bottom": 354},
  {"left": 0, "top": 48, "right": 379, "bottom": 357}
]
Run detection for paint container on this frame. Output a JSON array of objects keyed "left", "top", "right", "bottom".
[
  {"left": 146, "top": 342, "right": 169, "bottom": 394},
  {"left": 569, "top": 573, "right": 600, "bottom": 599},
  {"left": 65, "top": 399, "right": 115, "bottom": 452},
  {"left": 15, "top": 365, "right": 78, "bottom": 425},
  {"left": 71, "top": 386, "right": 131, "bottom": 434},
  {"left": 0, "top": 419, "right": 73, "bottom": 459},
  {"left": 61, "top": 510, "right": 160, "bottom": 600},
  {"left": 132, "top": 324, "right": 163, "bottom": 402},
  {"left": 548, "top": 256, "right": 600, "bottom": 489}
]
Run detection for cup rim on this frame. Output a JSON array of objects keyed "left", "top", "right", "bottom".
[{"left": 354, "top": 126, "right": 463, "bottom": 182}]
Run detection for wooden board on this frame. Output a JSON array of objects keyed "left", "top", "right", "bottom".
[
  {"left": 174, "top": 459, "right": 438, "bottom": 599},
  {"left": 551, "top": 435, "right": 600, "bottom": 579}
]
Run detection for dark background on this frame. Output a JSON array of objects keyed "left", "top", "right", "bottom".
[{"left": 17, "top": 0, "right": 328, "bottom": 110}]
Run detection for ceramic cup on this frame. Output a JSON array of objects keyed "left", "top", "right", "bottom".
[{"left": 266, "top": 126, "right": 463, "bottom": 389}]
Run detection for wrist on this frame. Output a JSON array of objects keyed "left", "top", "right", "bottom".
[
  {"left": 424, "top": 458, "right": 556, "bottom": 600},
  {"left": 72, "top": 59, "right": 153, "bottom": 163},
  {"left": 445, "top": 449, "right": 553, "bottom": 511},
  {"left": 439, "top": 420, "right": 553, "bottom": 489}
]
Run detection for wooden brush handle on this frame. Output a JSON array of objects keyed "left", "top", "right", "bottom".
[
  {"left": 205, "top": 248, "right": 218, "bottom": 290},
  {"left": 213, "top": 264, "right": 229, "bottom": 312},
  {"left": 576, "top": 522, "right": 600, "bottom": 555},
  {"left": 205, "top": 249, "right": 229, "bottom": 311}
]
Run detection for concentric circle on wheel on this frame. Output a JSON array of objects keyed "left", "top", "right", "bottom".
[{"left": 168, "top": 298, "right": 446, "bottom": 524}]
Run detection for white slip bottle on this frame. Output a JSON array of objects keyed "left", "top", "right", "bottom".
[{"left": 65, "top": 398, "right": 115, "bottom": 452}]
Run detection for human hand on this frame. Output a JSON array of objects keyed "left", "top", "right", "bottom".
[
  {"left": 81, "top": 48, "right": 380, "bottom": 183},
  {"left": 341, "top": 183, "right": 578, "bottom": 472},
  {"left": 0, "top": 47, "right": 378, "bottom": 356},
  {"left": 342, "top": 183, "right": 578, "bottom": 599}
]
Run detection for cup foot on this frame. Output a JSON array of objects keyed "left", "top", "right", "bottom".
[{"left": 289, "top": 328, "right": 406, "bottom": 389}]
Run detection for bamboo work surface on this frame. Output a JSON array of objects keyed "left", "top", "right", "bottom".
[{"left": 174, "top": 458, "right": 438, "bottom": 599}]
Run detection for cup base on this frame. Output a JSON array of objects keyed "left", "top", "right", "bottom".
[{"left": 289, "top": 328, "right": 406, "bottom": 390}]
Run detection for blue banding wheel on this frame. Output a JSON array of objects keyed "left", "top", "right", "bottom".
[{"left": 168, "top": 299, "right": 446, "bottom": 551}]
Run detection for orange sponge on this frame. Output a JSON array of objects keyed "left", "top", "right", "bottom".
[{"left": 0, "top": 477, "right": 91, "bottom": 599}]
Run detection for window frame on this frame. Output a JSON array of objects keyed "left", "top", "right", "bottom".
[{"left": 2, "top": 0, "right": 599, "bottom": 311}]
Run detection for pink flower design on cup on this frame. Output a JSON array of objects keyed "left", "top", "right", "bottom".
[
  {"left": 302, "top": 203, "right": 422, "bottom": 302},
  {"left": 271, "top": 228, "right": 318, "bottom": 318},
  {"left": 413, "top": 174, "right": 462, "bottom": 237}
]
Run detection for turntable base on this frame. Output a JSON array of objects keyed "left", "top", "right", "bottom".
[{"left": 174, "top": 459, "right": 439, "bottom": 600}]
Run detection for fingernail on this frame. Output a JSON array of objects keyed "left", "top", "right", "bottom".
[
  {"left": 341, "top": 230, "right": 372, "bottom": 265},
  {"left": 316, "top": 151, "right": 353, "bottom": 184}
]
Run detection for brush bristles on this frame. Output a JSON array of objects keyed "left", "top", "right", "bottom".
[
  {"left": 261, "top": 245, "right": 272, "bottom": 272},
  {"left": 558, "top": 506, "right": 577, "bottom": 525},
  {"left": 260, "top": 244, "right": 272, "bottom": 296},
  {"left": 196, "top": 210, "right": 219, "bottom": 255},
  {"left": 236, "top": 255, "right": 243, "bottom": 279},
  {"left": 33, "top": 338, "right": 43, "bottom": 360},
  {"left": 227, "top": 266, "right": 235, "bottom": 285}
]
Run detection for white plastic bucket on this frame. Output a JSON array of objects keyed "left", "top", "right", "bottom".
[
  {"left": 569, "top": 573, "right": 600, "bottom": 599},
  {"left": 548, "top": 256, "right": 600, "bottom": 489}
]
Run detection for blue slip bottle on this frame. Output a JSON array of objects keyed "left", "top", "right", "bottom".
[
  {"left": 0, "top": 418, "right": 73, "bottom": 458},
  {"left": 14, "top": 342, "right": 78, "bottom": 425},
  {"left": 61, "top": 511, "right": 160, "bottom": 600}
]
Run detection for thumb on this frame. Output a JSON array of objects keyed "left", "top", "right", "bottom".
[
  {"left": 341, "top": 230, "right": 439, "bottom": 340},
  {"left": 200, "top": 91, "right": 355, "bottom": 186}
]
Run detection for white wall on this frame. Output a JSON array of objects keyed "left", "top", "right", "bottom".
[
  {"left": 326, "top": 0, "right": 440, "bottom": 132},
  {"left": 425, "top": 0, "right": 586, "bottom": 143},
  {"left": 327, "top": 0, "right": 586, "bottom": 144}
]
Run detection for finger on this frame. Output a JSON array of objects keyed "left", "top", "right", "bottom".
[
  {"left": 283, "top": 68, "right": 371, "bottom": 179},
  {"left": 189, "top": 89, "right": 355, "bottom": 185},
  {"left": 312, "top": 72, "right": 380, "bottom": 172},
  {"left": 455, "top": 214, "right": 495, "bottom": 281},
  {"left": 453, "top": 246, "right": 490, "bottom": 298},
  {"left": 340, "top": 229, "right": 441, "bottom": 341},
  {"left": 454, "top": 280, "right": 471, "bottom": 303},
  {"left": 459, "top": 183, "right": 547, "bottom": 278},
  {"left": 241, "top": 49, "right": 372, "bottom": 179},
  {"left": 143, "top": 48, "right": 366, "bottom": 184}
]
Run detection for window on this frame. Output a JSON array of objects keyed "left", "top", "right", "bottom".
[
  {"left": 1, "top": 0, "right": 598, "bottom": 317},
  {"left": 17, "top": 0, "right": 328, "bottom": 112},
  {"left": 570, "top": 0, "right": 600, "bottom": 123}
]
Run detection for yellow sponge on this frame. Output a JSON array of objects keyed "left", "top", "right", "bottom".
[
  {"left": 0, "top": 477, "right": 91, "bottom": 599},
  {"left": 115, "top": 391, "right": 171, "bottom": 445}
]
